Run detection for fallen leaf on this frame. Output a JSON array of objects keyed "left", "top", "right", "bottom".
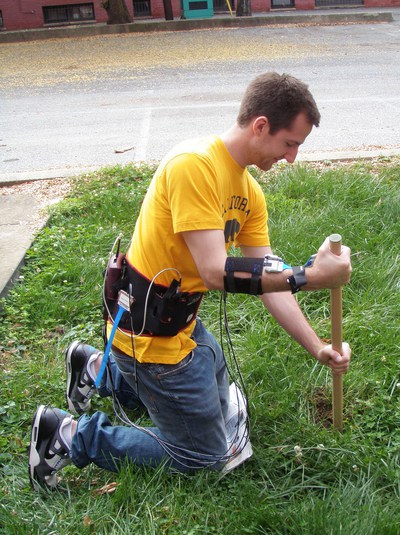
[
  {"left": 93, "top": 481, "right": 119, "bottom": 495},
  {"left": 114, "top": 146, "right": 135, "bottom": 154},
  {"left": 83, "top": 514, "right": 93, "bottom": 526}
]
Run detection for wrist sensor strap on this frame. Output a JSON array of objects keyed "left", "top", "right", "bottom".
[
  {"left": 287, "top": 266, "right": 307, "bottom": 294},
  {"left": 224, "top": 257, "right": 264, "bottom": 295}
]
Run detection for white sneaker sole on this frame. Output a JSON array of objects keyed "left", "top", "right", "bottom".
[
  {"left": 65, "top": 341, "right": 81, "bottom": 414},
  {"left": 28, "top": 404, "right": 49, "bottom": 489},
  {"left": 223, "top": 383, "right": 253, "bottom": 473}
]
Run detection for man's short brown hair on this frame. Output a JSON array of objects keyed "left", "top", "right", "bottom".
[{"left": 237, "top": 72, "right": 321, "bottom": 133}]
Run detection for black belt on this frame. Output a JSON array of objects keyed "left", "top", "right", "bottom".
[{"left": 104, "top": 259, "right": 203, "bottom": 337}]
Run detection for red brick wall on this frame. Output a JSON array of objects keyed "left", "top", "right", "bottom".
[
  {"left": 0, "top": 0, "right": 399, "bottom": 30},
  {"left": 252, "top": 0, "right": 271, "bottom": 11},
  {"left": 295, "top": 0, "right": 315, "bottom": 10},
  {"left": 151, "top": 0, "right": 182, "bottom": 19},
  {"left": 0, "top": 0, "right": 110, "bottom": 30}
]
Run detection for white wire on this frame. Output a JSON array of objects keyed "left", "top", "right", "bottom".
[
  {"left": 111, "top": 392, "right": 248, "bottom": 469},
  {"left": 102, "top": 235, "right": 181, "bottom": 340},
  {"left": 102, "top": 238, "right": 249, "bottom": 468}
]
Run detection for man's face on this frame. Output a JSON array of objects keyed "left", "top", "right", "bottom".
[{"left": 252, "top": 112, "right": 313, "bottom": 172}]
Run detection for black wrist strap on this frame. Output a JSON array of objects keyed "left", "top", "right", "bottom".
[{"left": 287, "top": 266, "right": 307, "bottom": 294}]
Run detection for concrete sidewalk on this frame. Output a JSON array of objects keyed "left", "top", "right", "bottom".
[
  {"left": 0, "top": 193, "right": 34, "bottom": 300},
  {"left": 0, "top": 179, "right": 72, "bottom": 303},
  {"left": 0, "top": 190, "right": 43, "bottom": 302},
  {"left": 0, "top": 6, "right": 399, "bottom": 304}
]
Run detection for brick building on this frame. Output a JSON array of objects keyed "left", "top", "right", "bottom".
[{"left": 0, "top": 0, "right": 398, "bottom": 31}]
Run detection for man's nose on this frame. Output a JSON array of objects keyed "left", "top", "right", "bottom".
[{"left": 285, "top": 146, "right": 299, "bottom": 164}]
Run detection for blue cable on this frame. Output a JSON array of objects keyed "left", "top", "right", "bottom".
[
  {"left": 283, "top": 254, "right": 316, "bottom": 271},
  {"left": 95, "top": 304, "right": 124, "bottom": 388}
]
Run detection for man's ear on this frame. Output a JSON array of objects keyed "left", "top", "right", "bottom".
[{"left": 253, "top": 116, "right": 270, "bottom": 136}]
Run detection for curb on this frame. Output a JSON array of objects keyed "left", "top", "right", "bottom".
[
  {"left": 1, "top": 149, "right": 399, "bottom": 187},
  {"left": 0, "top": 253, "right": 28, "bottom": 303},
  {"left": 0, "top": 167, "right": 100, "bottom": 187},
  {"left": 0, "top": 11, "right": 393, "bottom": 43}
]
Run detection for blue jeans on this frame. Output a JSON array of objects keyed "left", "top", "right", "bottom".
[{"left": 71, "top": 319, "right": 230, "bottom": 473}]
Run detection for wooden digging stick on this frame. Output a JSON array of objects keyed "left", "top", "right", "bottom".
[{"left": 329, "top": 233, "right": 344, "bottom": 431}]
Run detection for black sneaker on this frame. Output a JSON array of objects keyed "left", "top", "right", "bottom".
[
  {"left": 65, "top": 341, "right": 101, "bottom": 415},
  {"left": 28, "top": 405, "right": 73, "bottom": 490}
]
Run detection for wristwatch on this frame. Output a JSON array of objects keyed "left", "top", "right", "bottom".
[{"left": 287, "top": 266, "right": 307, "bottom": 294}]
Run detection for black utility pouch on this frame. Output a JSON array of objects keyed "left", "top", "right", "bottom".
[
  {"left": 103, "top": 251, "right": 128, "bottom": 321},
  {"left": 121, "top": 264, "right": 203, "bottom": 337}
]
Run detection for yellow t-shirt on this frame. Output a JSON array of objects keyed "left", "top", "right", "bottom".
[{"left": 109, "top": 135, "right": 270, "bottom": 363}]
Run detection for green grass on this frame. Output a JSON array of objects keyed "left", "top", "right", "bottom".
[{"left": 1, "top": 158, "right": 399, "bottom": 534}]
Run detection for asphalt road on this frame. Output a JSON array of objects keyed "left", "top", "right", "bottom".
[{"left": 1, "top": 9, "right": 400, "bottom": 182}]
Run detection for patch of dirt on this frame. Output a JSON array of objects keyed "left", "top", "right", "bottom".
[
  {"left": 0, "top": 178, "right": 73, "bottom": 233},
  {"left": 311, "top": 387, "right": 333, "bottom": 428}
]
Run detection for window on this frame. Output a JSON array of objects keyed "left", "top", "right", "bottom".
[
  {"left": 133, "top": 0, "right": 151, "bottom": 17},
  {"left": 271, "top": 0, "right": 294, "bottom": 8},
  {"left": 0, "top": 10, "right": 4, "bottom": 28},
  {"left": 43, "top": 3, "right": 95, "bottom": 24},
  {"left": 315, "top": 0, "right": 362, "bottom": 5},
  {"left": 213, "top": 0, "right": 234, "bottom": 12}
]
